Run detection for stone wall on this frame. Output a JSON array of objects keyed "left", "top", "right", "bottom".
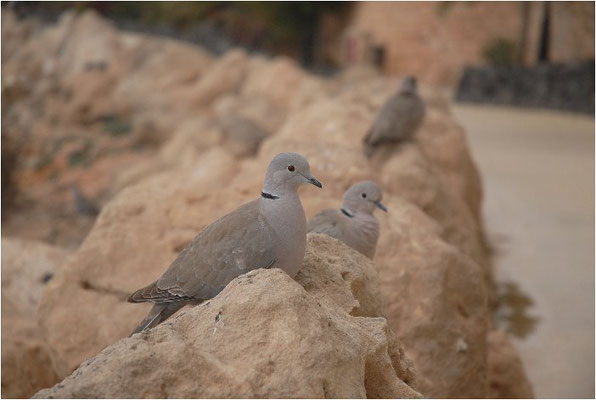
[
  {"left": 455, "top": 60, "right": 595, "bottom": 114},
  {"left": 1, "top": 10, "right": 533, "bottom": 398},
  {"left": 340, "top": 2, "right": 594, "bottom": 86}
]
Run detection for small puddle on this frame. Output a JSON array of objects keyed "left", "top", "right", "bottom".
[{"left": 495, "top": 280, "right": 540, "bottom": 339}]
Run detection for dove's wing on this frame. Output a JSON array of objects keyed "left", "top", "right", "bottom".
[
  {"left": 307, "top": 209, "right": 345, "bottom": 241},
  {"left": 130, "top": 200, "right": 278, "bottom": 304}
]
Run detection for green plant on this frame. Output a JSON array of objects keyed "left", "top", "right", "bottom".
[
  {"left": 68, "top": 140, "right": 93, "bottom": 167},
  {"left": 103, "top": 115, "right": 132, "bottom": 137},
  {"left": 482, "top": 37, "right": 516, "bottom": 66}
]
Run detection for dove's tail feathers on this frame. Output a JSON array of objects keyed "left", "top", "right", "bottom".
[
  {"left": 130, "top": 302, "right": 185, "bottom": 336},
  {"left": 127, "top": 281, "right": 159, "bottom": 303},
  {"left": 128, "top": 281, "right": 192, "bottom": 304}
]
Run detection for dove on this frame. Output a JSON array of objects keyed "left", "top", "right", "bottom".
[
  {"left": 307, "top": 181, "right": 386, "bottom": 259},
  {"left": 363, "top": 76, "right": 425, "bottom": 156},
  {"left": 71, "top": 184, "right": 99, "bottom": 216},
  {"left": 128, "top": 152, "right": 322, "bottom": 334}
]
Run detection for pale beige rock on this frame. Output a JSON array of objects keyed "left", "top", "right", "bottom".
[
  {"left": 487, "top": 329, "right": 534, "bottom": 398},
  {"left": 1, "top": 238, "right": 70, "bottom": 398},
  {"left": 3, "top": 9, "right": 217, "bottom": 226},
  {"left": 159, "top": 117, "right": 224, "bottom": 167},
  {"left": 37, "top": 156, "right": 241, "bottom": 378},
  {"left": 36, "top": 266, "right": 419, "bottom": 398},
  {"left": 48, "top": 10, "right": 123, "bottom": 75},
  {"left": 216, "top": 113, "right": 269, "bottom": 157},
  {"left": 110, "top": 33, "right": 213, "bottom": 113},
  {"left": 2, "top": 238, "right": 71, "bottom": 313},
  {"left": 213, "top": 93, "right": 286, "bottom": 136},
  {"left": 111, "top": 120, "right": 227, "bottom": 193},
  {"left": 2, "top": 295, "right": 60, "bottom": 399},
  {"left": 215, "top": 85, "right": 496, "bottom": 397},
  {"left": 416, "top": 105, "right": 484, "bottom": 224},
  {"left": 373, "top": 197, "right": 489, "bottom": 397},
  {"left": 1, "top": 8, "right": 41, "bottom": 62},
  {"left": 377, "top": 143, "right": 485, "bottom": 266},
  {"left": 2, "top": 11, "right": 533, "bottom": 397},
  {"left": 36, "top": 235, "right": 420, "bottom": 398},
  {"left": 5, "top": 9, "right": 213, "bottom": 136},
  {"left": 228, "top": 97, "right": 378, "bottom": 200},
  {"left": 298, "top": 234, "right": 386, "bottom": 320},
  {"left": 190, "top": 48, "right": 249, "bottom": 107},
  {"left": 330, "top": 76, "right": 484, "bottom": 226},
  {"left": 241, "top": 56, "right": 308, "bottom": 111}
]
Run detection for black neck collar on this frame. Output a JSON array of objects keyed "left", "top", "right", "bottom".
[
  {"left": 340, "top": 208, "right": 354, "bottom": 218},
  {"left": 261, "top": 192, "right": 280, "bottom": 200}
]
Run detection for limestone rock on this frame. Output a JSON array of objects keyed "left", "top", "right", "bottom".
[
  {"left": 2, "top": 11, "right": 533, "bottom": 398},
  {"left": 416, "top": 105, "right": 484, "bottom": 224},
  {"left": 1, "top": 238, "right": 71, "bottom": 314},
  {"left": 487, "top": 329, "right": 534, "bottom": 398},
  {"left": 221, "top": 84, "right": 493, "bottom": 397},
  {"left": 216, "top": 113, "right": 270, "bottom": 157},
  {"left": 190, "top": 48, "right": 249, "bottom": 108},
  {"left": 39, "top": 157, "right": 393, "bottom": 381},
  {"left": 1, "top": 238, "right": 70, "bottom": 398},
  {"left": 36, "top": 236, "right": 420, "bottom": 398},
  {"left": 36, "top": 268, "right": 419, "bottom": 399},
  {"left": 298, "top": 234, "right": 386, "bottom": 320},
  {"left": 213, "top": 93, "right": 287, "bottom": 136},
  {"left": 241, "top": 56, "right": 309, "bottom": 111},
  {"left": 373, "top": 198, "right": 489, "bottom": 397},
  {"left": 37, "top": 155, "right": 241, "bottom": 378},
  {"left": 378, "top": 142, "right": 485, "bottom": 266},
  {"left": 1, "top": 9, "right": 41, "bottom": 62},
  {"left": 2, "top": 295, "right": 60, "bottom": 399}
]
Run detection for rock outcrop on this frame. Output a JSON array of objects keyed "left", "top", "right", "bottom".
[
  {"left": 487, "top": 329, "right": 534, "bottom": 398},
  {"left": 2, "top": 10, "right": 324, "bottom": 249},
  {"left": 35, "top": 236, "right": 420, "bottom": 399},
  {"left": 1, "top": 238, "right": 71, "bottom": 398},
  {"left": 1, "top": 10, "right": 533, "bottom": 399},
  {"left": 236, "top": 82, "right": 491, "bottom": 397}
]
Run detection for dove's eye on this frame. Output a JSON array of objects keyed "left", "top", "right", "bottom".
[
  {"left": 287, "top": 165, "right": 295, "bottom": 172},
  {"left": 361, "top": 193, "right": 367, "bottom": 198}
]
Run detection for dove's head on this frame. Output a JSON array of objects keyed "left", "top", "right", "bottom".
[
  {"left": 263, "top": 152, "right": 322, "bottom": 195},
  {"left": 399, "top": 76, "right": 418, "bottom": 95},
  {"left": 342, "top": 181, "right": 387, "bottom": 215}
]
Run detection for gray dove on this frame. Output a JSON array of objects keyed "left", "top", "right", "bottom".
[
  {"left": 71, "top": 184, "right": 99, "bottom": 216},
  {"left": 307, "top": 181, "right": 386, "bottom": 259},
  {"left": 128, "top": 152, "right": 322, "bottom": 334},
  {"left": 363, "top": 76, "right": 425, "bottom": 157}
]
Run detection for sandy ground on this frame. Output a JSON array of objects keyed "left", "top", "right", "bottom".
[{"left": 453, "top": 104, "right": 594, "bottom": 398}]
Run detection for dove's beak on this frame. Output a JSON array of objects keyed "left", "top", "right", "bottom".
[
  {"left": 375, "top": 201, "right": 388, "bottom": 212},
  {"left": 298, "top": 171, "right": 322, "bottom": 188},
  {"left": 308, "top": 176, "right": 323, "bottom": 188}
]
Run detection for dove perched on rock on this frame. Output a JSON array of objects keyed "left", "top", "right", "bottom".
[
  {"left": 71, "top": 184, "right": 99, "bottom": 216},
  {"left": 128, "top": 152, "right": 322, "bottom": 334},
  {"left": 363, "top": 76, "right": 425, "bottom": 157},
  {"left": 307, "top": 181, "right": 386, "bottom": 259}
]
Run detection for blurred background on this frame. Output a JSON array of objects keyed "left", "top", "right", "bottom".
[
  {"left": 2, "top": 1, "right": 594, "bottom": 398},
  {"left": 5, "top": 1, "right": 595, "bottom": 91}
]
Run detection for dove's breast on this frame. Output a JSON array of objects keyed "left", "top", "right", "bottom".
[{"left": 260, "top": 193, "right": 307, "bottom": 278}]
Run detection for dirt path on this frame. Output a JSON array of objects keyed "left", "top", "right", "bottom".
[{"left": 453, "top": 104, "right": 594, "bottom": 398}]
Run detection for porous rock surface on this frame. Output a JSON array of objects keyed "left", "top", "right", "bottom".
[
  {"left": 487, "top": 329, "right": 535, "bottom": 398},
  {"left": 35, "top": 236, "right": 420, "bottom": 399}
]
